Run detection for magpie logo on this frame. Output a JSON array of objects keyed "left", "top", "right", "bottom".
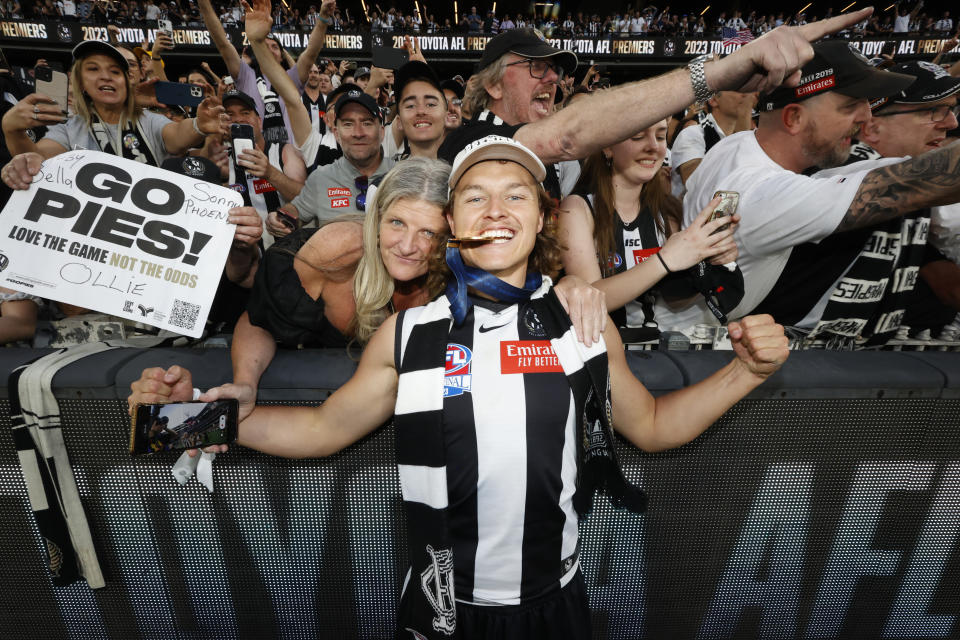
[{"left": 137, "top": 304, "right": 154, "bottom": 317}]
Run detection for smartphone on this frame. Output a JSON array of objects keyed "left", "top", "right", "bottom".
[
  {"left": 36, "top": 67, "right": 68, "bottom": 113},
  {"left": 276, "top": 209, "right": 299, "bottom": 230},
  {"left": 155, "top": 81, "right": 204, "bottom": 106},
  {"left": 710, "top": 190, "right": 739, "bottom": 231},
  {"left": 345, "top": 60, "right": 358, "bottom": 71},
  {"left": 231, "top": 122, "right": 255, "bottom": 158},
  {"left": 158, "top": 18, "right": 174, "bottom": 42},
  {"left": 372, "top": 46, "right": 409, "bottom": 70},
  {"left": 129, "top": 399, "right": 239, "bottom": 456}
]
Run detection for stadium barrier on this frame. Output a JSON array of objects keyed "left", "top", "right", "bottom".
[{"left": 0, "top": 346, "right": 957, "bottom": 638}]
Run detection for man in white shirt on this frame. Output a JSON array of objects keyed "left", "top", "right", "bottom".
[
  {"left": 893, "top": 0, "right": 922, "bottom": 33},
  {"left": 934, "top": 11, "right": 953, "bottom": 34},
  {"left": 654, "top": 42, "right": 960, "bottom": 334}
]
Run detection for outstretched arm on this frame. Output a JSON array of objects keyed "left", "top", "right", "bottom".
[
  {"left": 610, "top": 314, "right": 788, "bottom": 452},
  {"left": 244, "top": 0, "right": 314, "bottom": 147},
  {"left": 515, "top": 9, "right": 873, "bottom": 164},
  {"left": 208, "top": 313, "right": 399, "bottom": 458},
  {"left": 836, "top": 141, "right": 960, "bottom": 233},
  {"left": 198, "top": 0, "right": 243, "bottom": 78},
  {"left": 296, "top": 0, "right": 336, "bottom": 84}
]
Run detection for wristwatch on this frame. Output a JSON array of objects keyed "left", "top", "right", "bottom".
[{"left": 688, "top": 54, "right": 716, "bottom": 104}]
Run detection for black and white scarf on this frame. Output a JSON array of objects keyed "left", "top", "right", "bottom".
[
  {"left": 227, "top": 140, "right": 283, "bottom": 214},
  {"left": 394, "top": 277, "right": 646, "bottom": 639},
  {"left": 255, "top": 75, "right": 288, "bottom": 144},
  {"left": 8, "top": 342, "right": 121, "bottom": 588},
  {"left": 90, "top": 113, "right": 159, "bottom": 166},
  {"left": 805, "top": 143, "right": 928, "bottom": 346}
]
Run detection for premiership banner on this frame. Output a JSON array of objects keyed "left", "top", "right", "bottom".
[
  {"left": 0, "top": 19, "right": 957, "bottom": 60},
  {"left": 0, "top": 151, "right": 240, "bottom": 337}
]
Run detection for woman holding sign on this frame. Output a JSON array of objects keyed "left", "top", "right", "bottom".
[{"left": 1, "top": 40, "right": 227, "bottom": 183}]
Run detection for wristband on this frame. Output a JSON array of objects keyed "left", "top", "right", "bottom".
[
  {"left": 318, "top": 15, "right": 333, "bottom": 24},
  {"left": 192, "top": 117, "right": 206, "bottom": 137},
  {"left": 192, "top": 387, "right": 202, "bottom": 400},
  {"left": 655, "top": 251, "right": 673, "bottom": 274}
]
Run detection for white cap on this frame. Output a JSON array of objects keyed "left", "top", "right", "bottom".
[{"left": 448, "top": 135, "right": 547, "bottom": 191}]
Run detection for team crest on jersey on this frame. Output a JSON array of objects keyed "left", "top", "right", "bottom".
[
  {"left": 606, "top": 252, "right": 623, "bottom": 269},
  {"left": 444, "top": 343, "right": 472, "bottom": 396},
  {"left": 523, "top": 306, "right": 546, "bottom": 337},
  {"left": 420, "top": 544, "right": 456, "bottom": 635}
]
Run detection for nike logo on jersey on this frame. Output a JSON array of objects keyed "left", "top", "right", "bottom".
[{"left": 478, "top": 322, "right": 510, "bottom": 333}]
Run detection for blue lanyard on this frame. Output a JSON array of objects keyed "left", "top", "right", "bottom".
[{"left": 445, "top": 246, "right": 542, "bottom": 325}]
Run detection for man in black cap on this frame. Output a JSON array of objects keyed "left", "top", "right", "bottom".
[
  {"left": 267, "top": 88, "right": 394, "bottom": 235},
  {"left": 750, "top": 60, "right": 960, "bottom": 345},
  {"left": 221, "top": 89, "right": 306, "bottom": 248},
  {"left": 656, "top": 42, "right": 960, "bottom": 346},
  {"left": 437, "top": 11, "right": 881, "bottom": 199}
]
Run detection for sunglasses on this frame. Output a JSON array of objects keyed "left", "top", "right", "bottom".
[{"left": 355, "top": 175, "right": 369, "bottom": 211}]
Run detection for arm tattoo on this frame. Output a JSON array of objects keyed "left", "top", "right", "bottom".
[{"left": 837, "top": 143, "right": 960, "bottom": 233}]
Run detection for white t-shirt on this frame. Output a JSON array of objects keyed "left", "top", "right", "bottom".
[
  {"left": 893, "top": 13, "right": 911, "bottom": 32},
  {"left": 931, "top": 203, "right": 960, "bottom": 264},
  {"left": 629, "top": 17, "right": 645, "bottom": 33},
  {"left": 145, "top": 3, "right": 160, "bottom": 20},
  {"left": 670, "top": 114, "right": 724, "bottom": 198},
  {"left": 653, "top": 131, "right": 879, "bottom": 333}
]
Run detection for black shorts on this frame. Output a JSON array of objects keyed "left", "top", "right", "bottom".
[{"left": 455, "top": 571, "right": 592, "bottom": 640}]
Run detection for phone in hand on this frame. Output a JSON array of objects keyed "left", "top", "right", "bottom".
[
  {"left": 129, "top": 399, "right": 239, "bottom": 456},
  {"left": 231, "top": 122, "right": 255, "bottom": 159},
  {"left": 35, "top": 66, "right": 68, "bottom": 113},
  {"left": 371, "top": 45, "right": 409, "bottom": 70},
  {"left": 275, "top": 209, "right": 300, "bottom": 231},
  {"left": 710, "top": 190, "right": 739, "bottom": 232},
  {"left": 158, "top": 18, "right": 174, "bottom": 43},
  {"left": 155, "top": 81, "right": 205, "bottom": 106}
]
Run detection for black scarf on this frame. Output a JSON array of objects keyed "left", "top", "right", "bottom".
[
  {"left": 255, "top": 74, "right": 288, "bottom": 144},
  {"left": 394, "top": 279, "right": 646, "bottom": 639},
  {"left": 89, "top": 113, "right": 158, "bottom": 166}
]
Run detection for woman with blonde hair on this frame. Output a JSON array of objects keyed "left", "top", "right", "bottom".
[{"left": 0, "top": 40, "right": 225, "bottom": 176}]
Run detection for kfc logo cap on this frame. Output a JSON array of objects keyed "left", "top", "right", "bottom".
[{"left": 759, "top": 41, "right": 915, "bottom": 112}]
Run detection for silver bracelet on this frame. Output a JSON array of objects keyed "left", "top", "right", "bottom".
[
  {"left": 688, "top": 54, "right": 715, "bottom": 105},
  {"left": 191, "top": 117, "right": 206, "bottom": 137}
]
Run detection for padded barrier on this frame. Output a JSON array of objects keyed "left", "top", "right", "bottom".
[{"left": 0, "top": 347, "right": 957, "bottom": 639}]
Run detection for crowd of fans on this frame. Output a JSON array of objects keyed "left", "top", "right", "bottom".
[
  {"left": 0, "top": 0, "right": 959, "bottom": 356},
  {"left": 3, "top": 0, "right": 959, "bottom": 39}
]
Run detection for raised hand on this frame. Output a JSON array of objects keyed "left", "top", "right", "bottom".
[{"left": 728, "top": 314, "right": 789, "bottom": 379}]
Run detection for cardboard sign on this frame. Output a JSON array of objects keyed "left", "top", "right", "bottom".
[{"left": 0, "top": 150, "right": 241, "bottom": 337}]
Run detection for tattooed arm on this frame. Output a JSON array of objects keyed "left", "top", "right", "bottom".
[{"left": 836, "top": 141, "right": 960, "bottom": 233}]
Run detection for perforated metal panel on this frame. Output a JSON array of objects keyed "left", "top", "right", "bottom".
[{"left": 0, "top": 396, "right": 958, "bottom": 639}]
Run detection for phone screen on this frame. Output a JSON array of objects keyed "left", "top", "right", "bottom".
[
  {"left": 130, "top": 400, "right": 239, "bottom": 456},
  {"left": 36, "top": 68, "right": 68, "bottom": 113}
]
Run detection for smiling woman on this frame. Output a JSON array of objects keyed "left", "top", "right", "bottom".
[{"left": 1, "top": 40, "right": 228, "bottom": 189}]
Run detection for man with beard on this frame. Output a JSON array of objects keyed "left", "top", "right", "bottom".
[
  {"left": 437, "top": 11, "right": 875, "bottom": 200},
  {"left": 750, "top": 60, "right": 960, "bottom": 345},
  {"left": 652, "top": 42, "right": 960, "bottom": 337}
]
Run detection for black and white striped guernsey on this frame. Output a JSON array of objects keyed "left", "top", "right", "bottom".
[
  {"left": 393, "top": 279, "right": 646, "bottom": 639},
  {"left": 573, "top": 192, "right": 665, "bottom": 328},
  {"left": 398, "top": 293, "right": 581, "bottom": 606}
]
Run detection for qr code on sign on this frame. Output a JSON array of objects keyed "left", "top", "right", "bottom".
[{"left": 169, "top": 299, "right": 200, "bottom": 330}]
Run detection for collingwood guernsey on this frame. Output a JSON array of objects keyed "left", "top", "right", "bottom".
[{"left": 397, "top": 293, "right": 580, "bottom": 605}]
